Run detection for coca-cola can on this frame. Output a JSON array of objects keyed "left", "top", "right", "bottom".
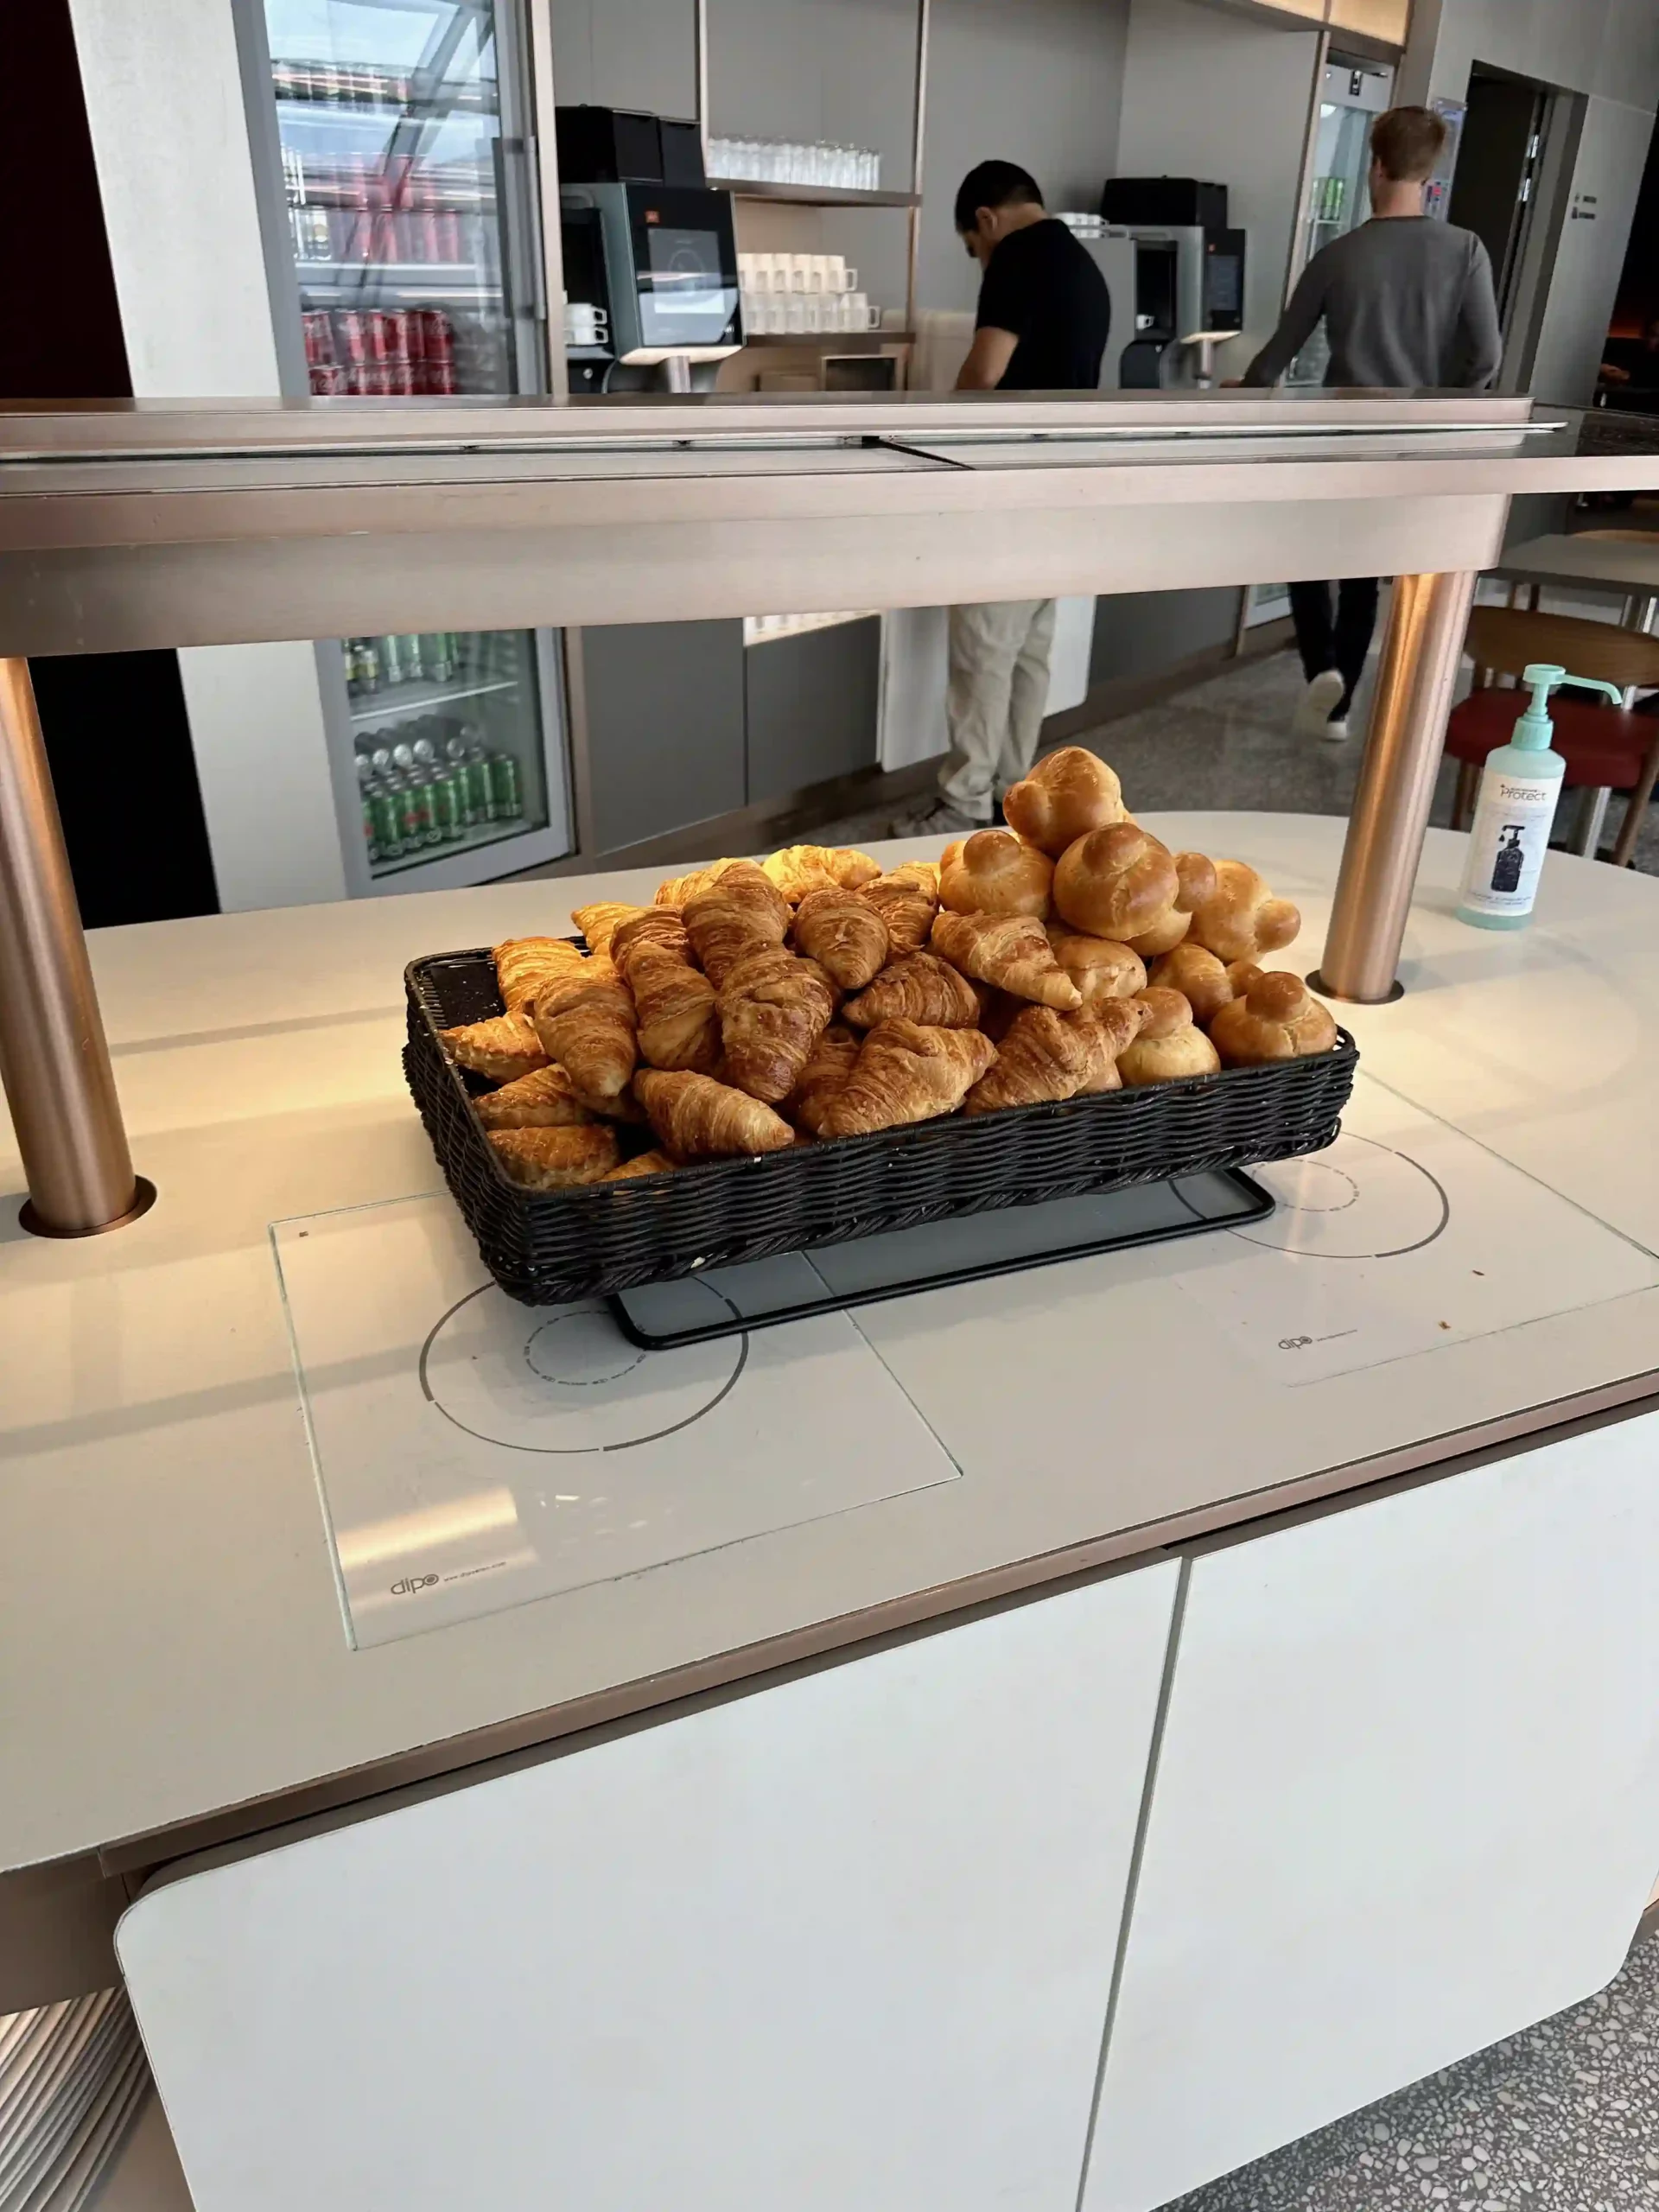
[
  {"left": 416, "top": 308, "right": 454, "bottom": 372},
  {"left": 364, "top": 310, "right": 395, "bottom": 362},
  {"left": 308, "top": 362, "right": 346, "bottom": 397},
  {"left": 301, "top": 310, "right": 334, "bottom": 365},
  {"left": 334, "top": 309, "right": 366, "bottom": 365}
]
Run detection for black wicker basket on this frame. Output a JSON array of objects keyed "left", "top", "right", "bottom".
[{"left": 405, "top": 946, "right": 1357, "bottom": 1306}]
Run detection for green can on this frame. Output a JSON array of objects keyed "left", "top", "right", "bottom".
[
  {"left": 462, "top": 751, "right": 494, "bottom": 823},
  {"left": 429, "top": 767, "right": 466, "bottom": 841},
  {"left": 368, "top": 784, "right": 403, "bottom": 862},
  {"left": 387, "top": 773, "right": 428, "bottom": 849},
  {"left": 487, "top": 751, "right": 523, "bottom": 820}
]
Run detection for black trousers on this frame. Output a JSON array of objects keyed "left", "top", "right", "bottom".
[{"left": 1288, "top": 577, "right": 1381, "bottom": 719}]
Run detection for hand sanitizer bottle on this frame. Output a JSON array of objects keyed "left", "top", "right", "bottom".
[{"left": 1455, "top": 662, "right": 1624, "bottom": 930}]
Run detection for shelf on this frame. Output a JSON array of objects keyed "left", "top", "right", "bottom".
[
  {"left": 745, "top": 330, "right": 913, "bottom": 351},
  {"left": 721, "top": 180, "right": 918, "bottom": 209},
  {"left": 349, "top": 673, "right": 518, "bottom": 726},
  {"left": 297, "top": 259, "right": 497, "bottom": 280},
  {"left": 369, "top": 808, "right": 543, "bottom": 880}
]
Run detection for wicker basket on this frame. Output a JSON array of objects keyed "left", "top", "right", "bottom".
[{"left": 405, "top": 946, "right": 1357, "bottom": 1306}]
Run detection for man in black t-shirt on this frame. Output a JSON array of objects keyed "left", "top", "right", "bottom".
[{"left": 895, "top": 162, "right": 1110, "bottom": 835}]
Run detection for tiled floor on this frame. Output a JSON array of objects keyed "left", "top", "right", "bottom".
[
  {"left": 811, "top": 641, "right": 1659, "bottom": 877},
  {"left": 1165, "top": 1923, "right": 1659, "bottom": 2212}
]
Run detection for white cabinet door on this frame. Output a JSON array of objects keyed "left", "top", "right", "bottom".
[
  {"left": 1084, "top": 1412, "right": 1659, "bottom": 2212},
  {"left": 120, "top": 1562, "right": 1179, "bottom": 2212}
]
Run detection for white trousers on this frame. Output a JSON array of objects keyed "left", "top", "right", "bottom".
[{"left": 939, "top": 597, "right": 1058, "bottom": 817}]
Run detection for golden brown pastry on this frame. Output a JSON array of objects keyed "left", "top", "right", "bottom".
[
  {"left": 1147, "top": 941, "right": 1238, "bottom": 1025},
  {"left": 930, "top": 910, "right": 1082, "bottom": 1010},
  {"left": 493, "top": 936, "right": 586, "bottom": 1014},
  {"left": 471, "top": 1063, "right": 594, "bottom": 1131},
  {"left": 633, "top": 1070, "right": 796, "bottom": 1160},
  {"left": 1116, "top": 988, "right": 1222, "bottom": 1085},
  {"left": 821, "top": 1020, "right": 998, "bottom": 1137},
  {"left": 761, "top": 843, "right": 882, "bottom": 902},
  {"left": 791, "top": 887, "right": 889, "bottom": 991},
  {"left": 715, "top": 948, "right": 836, "bottom": 1103},
  {"left": 531, "top": 961, "right": 638, "bottom": 1103},
  {"left": 440, "top": 1011, "right": 550, "bottom": 1084},
  {"left": 1185, "top": 860, "right": 1302, "bottom": 964},
  {"left": 683, "top": 861, "right": 791, "bottom": 985},
  {"left": 609, "top": 907, "right": 690, "bottom": 976},
  {"left": 1073, "top": 998, "right": 1152, "bottom": 1093},
  {"left": 486, "top": 1124, "right": 619, "bottom": 1189},
  {"left": 963, "top": 1006, "right": 1096, "bottom": 1113},
  {"left": 653, "top": 857, "right": 742, "bottom": 908},
  {"left": 601, "top": 1148, "right": 676, "bottom": 1181},
  {"left": 1125, "top": 851, "right": 1219, "bottom": 958},
  {"left": 628, "top": 944, "right": 721, "bottom": 1074},
  {"left": 1211, "top": 971, "right": 1338, "bottom": 1065},
  {"left": 1046, "top": 929, "right": 1147, "bottom": 1013},
  {"left": 1052, "top": 825, "right": 1178, "bottom": 942},
  {"left": 569, "top": 901, "right": 642, "bottom": 957},
  {"left": 939, "top": 829, "right": 1053, "bottom": 919},
  {"left": 842, "top": 950, "right": 982, "bottom": 1029},
  {"left": 1001, "top": 747, "right": 1127, "bottom": 856},
  {"left": 783, "top": 1023, "right": 862, "bottom": 1137},
  {"left": 859, "top": 863, "right": 940, "bottom": 956}
]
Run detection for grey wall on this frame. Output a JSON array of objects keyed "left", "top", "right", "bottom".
[{"left": 1089, "top": 588, "right": 1241, "bottom": 689}]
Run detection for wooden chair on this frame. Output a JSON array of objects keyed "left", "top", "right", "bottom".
[{"left": 1446, "top": 607, "right": 1659, "bottom": 868}]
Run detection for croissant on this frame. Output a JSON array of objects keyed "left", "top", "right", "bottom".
[
  {"left": 628, "top": 944, "right": 721, "bottom": 1073},
  {"left": 610, "top": 906, "right": 690, "bottom": 977},
  {"left": 1185, "top": 860, "right": 1302, "bottom": 964},
  {"left": 1046, "top": 929, "right": 1147, "bottom": 1013},
  {"left": 1147, "top": 942, "right": 1238, "bottom": 1024},
  {"left": 963, "top": 1005, "right": 1096, "bottom": 1113},
  {"left": 493, "top": 936, "right": 586, "bottom": 1014},
  {"left": 859, "top": 865, "right": 939, "bottom": 956},
  {"left": 1075, "top": 997, "right": 1152, "bottom": 1092},
  {"left": 715, "top": 947, "right": 835, "bottom": 1103},
  {"left": 1126, "top": 852, "right": 1219, "bottom": 958},
  {"left": 440, "top": 1011, "right": 550, "bottom": 1084},
  {"left": 1001, "top": 747, "right": 1127, "bottom": 856},
  {"left": 784, "top": 1022, "right": 862, "bottom": 1137},
  {"left": 471, "top": 1063, "right": 594, "bottom": 1130},
  {"left": 1211, "top": 971, "right": 1338, "bottom": 1065},
  {"left": 531, "top": 962, "right": 638, "bottom": 1102},
  {"left": 683, "top": 861, "right": 791, "bottom": 985},
  {"left": 939, "top": 829, "right": 1052, "bottom": 919},
  {"left": 842, "top": 950, "right": 982, "bottom": 1029},
  {"left": 570, "top": 901, "right": 643, "bottom": 957},
  {"left": 762, "top": 843, "right": 882, "bottom": 902},
  {"left": 822, "top": 1020, "right": 997, "bottom": 1137},
  {"left": 791, "top": 887, "right": 889, "bottom": 990},
  {"left": 930, "top": 910, "right": 1082, "bottom": 1009},
  {"left": 1116, "top": 988, "right": 1221, "bottom": 1086},
  {"left": 487, "top": 1124, "right": 620, "bottom": 1189},
  {"left": 601, "top": 1148, "right": 676, "bottom": 1181},
  {"left": 633, "top": 1070, "right": 796, "bottom": 1159},
  {"left": 654, "top": 857, "right": 742, "bottom": 908}
]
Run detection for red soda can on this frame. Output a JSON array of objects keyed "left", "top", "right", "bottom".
[
  {"left": 364, "top": 310, "right": 394, "bottom": 363},
  {"left": 383, "top": 311, "right": 415, "bottom": 393},
  {"left": 417, "top": 308, "right": 454, "bottom": 391},
  {"left": 308, "top": 362, "right": 346, "bottom": 396},
  {"left": 335, "top": 308, "right": 367, "bottom": 366},
  {"left": 302, "top": 310, "right": 334, "bottom": 366}
]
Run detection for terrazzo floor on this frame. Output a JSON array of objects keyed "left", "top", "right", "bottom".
[
  {"left": 811, "top": 639, "right": 1659, "bottom": 877},
  {"left": 1163, "top": 1923, "right": 1659, "bottom": 2212}
]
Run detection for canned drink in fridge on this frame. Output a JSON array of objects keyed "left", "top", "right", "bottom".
[
  {"left": 368, "top": 784, "right": 403, "bottom": 862},
  {"left": 362, "top": 791, "right": 379, "bottom": 862},
  {"left": 419, "top": 632, "right": 453, "bottom": 683},
  {"left": 388, "top": 773, "right": 429, "bottom": 849},
  {"left": 378, "top": 634, "right": 405, "bottom": 685},
  {"left": 356, "top": 639, "right": 381, "bottom": 691},
  {"left": 429, "top": 768, "right": 466, "bottom": 841},
  {"left": 461, "top": 746, "right": 494, "bottom": 823},
  {"left": 486, "top": 751, "right": 523, "bottom": 820}
]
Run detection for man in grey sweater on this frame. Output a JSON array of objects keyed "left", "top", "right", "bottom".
[{"left": 1244, "top": 105, "right": 1502, "bottom": 741}]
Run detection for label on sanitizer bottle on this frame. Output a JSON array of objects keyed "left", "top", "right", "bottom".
[{"left": 1459, "top": 770, "right": 1559, "bottom": 918}]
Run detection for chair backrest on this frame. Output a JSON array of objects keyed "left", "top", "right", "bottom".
[{"left": 1465, "top": 605, "right": 1659, "bottom": 692}]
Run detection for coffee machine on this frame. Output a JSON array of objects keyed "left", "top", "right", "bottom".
[
  {"left": 556, "top": 105, "right": 743, "bottom": 393},
  {"left": 1096, "top": 179, "right": 1246, "bottom": 390}
]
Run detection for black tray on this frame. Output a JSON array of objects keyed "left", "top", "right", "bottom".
[{"left": 405, "top": 945, "right": 1357, "bottom": 1307}]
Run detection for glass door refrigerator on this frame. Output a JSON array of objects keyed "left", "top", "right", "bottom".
[
  {"left": 1241, "top": 50, "right": 1395, "bottom": 635},
  {"left": 247, "top": 0, "right": 572, "bottom": 894}
]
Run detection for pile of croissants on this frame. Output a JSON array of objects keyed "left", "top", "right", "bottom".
[{"left": 436, "top": 747, "right": 1338, "bottom": 1191}]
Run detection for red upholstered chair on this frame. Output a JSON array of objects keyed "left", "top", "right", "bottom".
[{"left": 1446, "top": 606, "right": 1659, "bottom": 868}]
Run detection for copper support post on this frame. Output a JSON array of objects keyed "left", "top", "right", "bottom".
[
  {"left": 1314, "top": 570, "right": 1478, "bottom": 1005},
  {"left": 0, "top": 658, "right": 151, "bottom": 1236}
]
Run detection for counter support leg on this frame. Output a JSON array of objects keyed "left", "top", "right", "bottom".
[
  {"left": 0, "top": 658, "right": 149, "bottom": 1236},
  {"left": 1314, "top": 569, "right": 1478, "bottom": 1005}
]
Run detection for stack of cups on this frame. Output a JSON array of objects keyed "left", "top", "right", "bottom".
[{"left": 737, "top": 252, "right": 884, "bottom": 337}]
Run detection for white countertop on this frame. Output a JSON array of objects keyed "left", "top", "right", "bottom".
[{"left": 4, "top": 813, "right": 1658, "bottom": 1873}]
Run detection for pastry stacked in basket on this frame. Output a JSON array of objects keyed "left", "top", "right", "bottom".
[{"left": 437, "top": 747, "right": 1338, "bottom": 1190}]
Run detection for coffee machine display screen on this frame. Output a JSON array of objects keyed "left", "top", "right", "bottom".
[{"left": 641, "top": 225, "right": 737, "bottom": 346}]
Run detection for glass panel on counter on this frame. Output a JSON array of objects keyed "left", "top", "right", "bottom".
[
  {"left": 345, "top": 629, "right": 550, "bottom": 879},
  {"left": 264, "top": 0, "right": 535, "bottom": 396}
]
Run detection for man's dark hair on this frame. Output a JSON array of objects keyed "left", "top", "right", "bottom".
[
  {"left": 954, "top": 160, "right": 1043, "bottom": 233},
  {"left": 1370, "top": 105, "right": 1448, "bottom": 183}
]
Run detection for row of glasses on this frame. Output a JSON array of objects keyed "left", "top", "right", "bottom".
[{"left": 708, "top": 136, "right": 882, "bottom": 192}]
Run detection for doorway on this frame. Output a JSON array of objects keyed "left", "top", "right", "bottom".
[{"left": 1447, "top": 66, "right": 1551, "bottom": 332}]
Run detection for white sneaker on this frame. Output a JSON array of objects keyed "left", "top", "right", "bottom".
[
  {"left": 1322, "top": 718, "right": 1350, "bottom": 744},
  {"left": 1292, "top": 669, "right": 1346, "bottom": 741},
  {"left": 887, "top": 795, "right": 988, "bottom": 838}
]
